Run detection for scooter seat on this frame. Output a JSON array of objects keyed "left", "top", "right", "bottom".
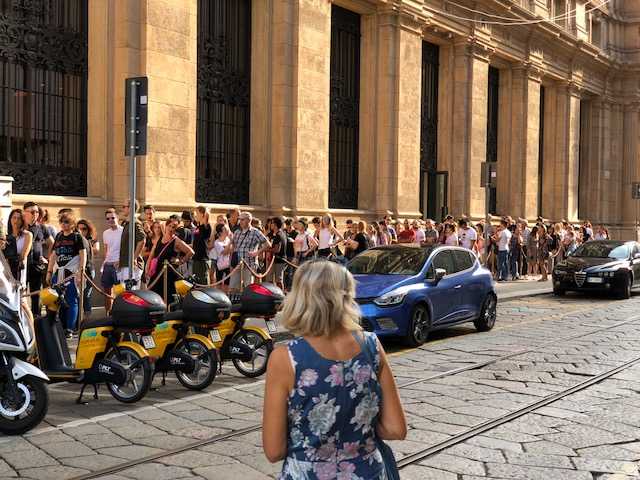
[
  {"left": 163, "top": 310, "right": 184, "bottom": 321},
  {"left": 80, "top": 317, "right": 115, "bottom": 330},
  {"left": 230, "top": 304, "right": 243, "bottom": 313}
]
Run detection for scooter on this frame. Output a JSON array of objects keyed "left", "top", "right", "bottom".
[
  {"left": 176, "top": 279, "right": 283, "bottom": 378},
  {"left": 34, "top": 285, "right": 160, "bottom": 404},
  {"left": 0, "top": 253, "right": 49, "bottom": 435}
]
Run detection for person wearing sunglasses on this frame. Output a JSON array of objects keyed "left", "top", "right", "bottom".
[
  {"left": 118, "top": 200, "right": 145, "bottom": 287},
  {"left": 46, "top": 212, "right": 86, "bottom": 338},
  {"left": 101, "top": 208, "right": 122, "bottom": 314}
]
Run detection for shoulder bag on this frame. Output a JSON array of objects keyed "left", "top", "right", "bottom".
[
  {"left": 147, "top": 236, "right": 175, "bottom": 278},
  {"left": 352, "top": 331, "right": 401, "bottom": 480}
]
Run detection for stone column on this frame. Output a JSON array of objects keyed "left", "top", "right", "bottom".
[
  {"left": 547, "top": 83, "right": 581, "bottom": 222},
  {"left": 506, "top": 65, "right": 542, "bottom": 219},
  {"left": 448, "top": 39, "right": 491, "bottom": 218}
]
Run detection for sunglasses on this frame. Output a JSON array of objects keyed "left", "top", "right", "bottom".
[
  {"left": 106, "top": 216, "right": 116, "bottom": 220},
  {"left": 60, "top": 220, "right": 70, "bottom": 225}
]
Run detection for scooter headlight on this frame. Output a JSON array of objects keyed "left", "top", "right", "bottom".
[{"left": 0, "top": 321, "right": 21, "bottom": 348}]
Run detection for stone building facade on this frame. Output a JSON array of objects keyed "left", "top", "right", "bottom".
[{"left": 2, "top": 0, "right": 640, "bottom": 237}]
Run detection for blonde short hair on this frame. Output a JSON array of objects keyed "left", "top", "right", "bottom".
[{"left": 281, "top": 260, "right": 361, "bottom": 337}]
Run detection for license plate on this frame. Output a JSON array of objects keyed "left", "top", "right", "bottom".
[
  {"left": 266, "top": 320, "right": 277, "bottom": 334},
  {"left": 209, "top": 329, "right": 222, "bottom": 342},
  {"left": 587, "top": 277, "right": 604, "bottom": 284},
  {"left": 141, "top": 335, "right": 156, "bottom": 350}
]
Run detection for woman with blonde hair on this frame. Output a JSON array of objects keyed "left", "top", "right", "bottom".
[
  {"left": 263, "top": 260, "right": 406, "bottom": 479},
  {"left": 316, "top": 214, "right": 343, "bottom": 258}
]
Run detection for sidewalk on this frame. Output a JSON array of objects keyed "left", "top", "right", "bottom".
[{"left": 496, "top": 277, "right": 553, "bottom": 301}]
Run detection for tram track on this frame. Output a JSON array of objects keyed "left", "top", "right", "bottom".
[{"left": 67, "top": 312, "right": 640, "bottom": 480}]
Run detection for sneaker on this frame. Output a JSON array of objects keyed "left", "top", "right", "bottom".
[{"left": 65, "top": 329, "right": 73, "bottom": 339}]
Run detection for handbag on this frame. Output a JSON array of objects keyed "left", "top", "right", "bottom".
[
  {"left": 351, "top": 331, "right": 400, "bottom": 480},
  {"left": 147, "top": 236, "right": 175, "bottom": 278}
]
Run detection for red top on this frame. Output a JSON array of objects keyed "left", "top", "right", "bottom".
[{"left": 397, "top": 229, "right": 416, "bottom": 243}]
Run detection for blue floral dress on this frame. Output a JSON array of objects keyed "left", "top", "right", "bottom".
[{"left": 280, "top": 332, "right": 386, "bottom": 480}]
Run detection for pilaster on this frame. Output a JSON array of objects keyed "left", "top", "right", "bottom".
[
  {"left": 506, "top": 65, "right": 542, "bottom": 219},
  {"left": 449, "top": 38, "right": 491, "bottom": 218},
  {"left": 620, "top": 102, "right": 640, "bottom": 233}
]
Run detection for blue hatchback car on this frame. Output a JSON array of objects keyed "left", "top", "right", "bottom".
[{"left": 347, "top": 245, "right": 497, "bottom": 346}]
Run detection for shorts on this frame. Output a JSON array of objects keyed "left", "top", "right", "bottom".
[
  {"left": 216, "top": 267, "right": 231, "bottom": 285},
  {"left": 101, "top": 263, "right": 119, "bottom": 289},
  {"left": 267, "top": 263, "right": 284, "bottom": 285}
]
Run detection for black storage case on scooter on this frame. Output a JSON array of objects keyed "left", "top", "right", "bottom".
[
  {"left": 182, "top": 288, "right": 232, "bottom": 324},
  {"left": 111, "top": 290, "right": 165, "bottom": 329},
  {"left": 239, "top": 283, "right": 284, "bottom": 316}
]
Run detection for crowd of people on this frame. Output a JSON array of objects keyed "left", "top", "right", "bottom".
[{"left": 0, "top": 198, "right": 611, "bottom": 337}]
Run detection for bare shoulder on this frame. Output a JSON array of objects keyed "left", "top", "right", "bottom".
[{"left": 268, "top": 345, "right": 292, "bottom": 373}]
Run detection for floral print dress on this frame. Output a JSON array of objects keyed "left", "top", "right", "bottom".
[{"left": 280, "top": 332, "right": 386, "bottom": 480}]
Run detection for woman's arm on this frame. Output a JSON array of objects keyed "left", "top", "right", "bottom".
[
  {"left": 20, "top": 231, "right": 33, "bottom": 266},
  {"left": 92, "top": 240, "right": 100, "bottom": 257},
  {"left": 262, "top": 346, "right": 294, "bottom": 462},
  {"left": 376, "top": 340, "right": 407, "bottom": 440},
  {"left": 175, "top": 238, "right": 195, "bottom": 262},
  {"left": 331, "top": 227, "right": 344, "bottom": 243}
]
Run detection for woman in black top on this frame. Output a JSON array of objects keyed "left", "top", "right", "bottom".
[
  {"left": 347, "top": 221, "right": 370, "bottom": 257},
  {"left": 77, "top": 219, "right": 99, "bottom": 318},
  {"left": 145, "top": 218, "right": 194, "bottom": 300},
  {"left": 192, "top": 206, "right": 212, "bottom": 285}
]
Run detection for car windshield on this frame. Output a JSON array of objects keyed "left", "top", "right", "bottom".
[
  {"left": 348, "top": 247, "right": 433, "bottom": 275},
  {"left": 572, "top": 242, "right": 629, "bottom": 260}
]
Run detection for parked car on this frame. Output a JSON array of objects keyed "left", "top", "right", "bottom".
[
  {"left": 347, "top": 245, "right": 497, "bottom": 346},
  {"left": 552, "top": 240, "right": 640, "bottom": 299}
]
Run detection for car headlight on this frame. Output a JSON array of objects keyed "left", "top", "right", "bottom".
[
  {"left": 598, "top": 271, "right": 616, "bottom": 278},
  {"left": 374, "top": 288, "right": 409, "bottom": 306},
  {"left": 0, "top": 322, "right": 21, "bottom": 348}
]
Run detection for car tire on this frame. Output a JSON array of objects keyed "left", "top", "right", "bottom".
[
  {"left": 553, "top": 287, "right": 566, "bottom": 296},
  {"left": 474, "top": 294, "right": 497, "bottom": 332},
  {"left": 617, "top": 274, "right": 632, "bottom": 300},
  {"left": 405, "top": 305, "right": 430, "bottom": 347}
]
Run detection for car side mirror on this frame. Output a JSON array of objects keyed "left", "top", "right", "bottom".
[{"left": 433, "top": 268, "right": 447, "bottom": 284}]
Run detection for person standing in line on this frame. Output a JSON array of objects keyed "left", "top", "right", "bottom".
[
  {"left": 262, "top": 260, "right": 407, "bottom": 478},
  {"left": 526, "top": 226, "right": 539, "bottom": 280},
  {"left": 475, "top": 223, "right": 486, "bottom": 261},
  {"left": 508, "top": 224, "right": 522, "bottom": 281},
  {"left": 38, "top": 208, "right": 57, "bottom": 259},
  {"left": 230, "top": 212, "right": 272, "bottom": 290},
  {"left": 77, "top": 219, "right": 99, "bottom": 320},
  {"left": 22, "top": 202, "right": 53, "bottom": 315},
  {"left": 5, "top": 209, "right": 33, "bottom": 288},
  {"left": 495, "top": 219, "right": 511, "bottom": 282},
  {"left": 316, "top": 215, "right": 343, "bottom": 258},
  {"left": 118, "top": 199, "right": 146, "bottom": 287},
  {"left": 346, "top": 221, "right": 371, "bottom": 256},
  {"left": 519, "top": 219, "right": 531, "bottom": 280},
  {"left": 397, "top": 219, "right": 416, "bottom": 244},
  {"left": 46, "top": 212, "right": 86, "bottom": 337},
  {"left": 213, "top": 224, "right": 232, "bottom": 293},
  {"left": 411, "top": 220, "right": 425, "bottom": 246},
  {"left": 267, "top": 217, "right": 287, "bottom": 290},
  {"left": 101, "top": 208, "right": 123, "bottom": 315},
  {"left": 458, "top": 218, "right": 477, "bottom": 251},
  {"left": 192, "top": 206, "right": 212, "bottom": 285},
  {"left": 142, "top": 205, "right": 156, "bottom": 231},
  {"left": 443, "top": 223, "right": 458, "bottom": 246},
  {"left": 537, "top": 226, "right": 551, "bottom": 282},
  {"left": 293, "top": 219, "right": 318, "bottom": 265},
  {"left": 227, "top": 208, "right": 241, "bottom": 233},
  {"left": 423, "top": 219, "right": 439, "bottom": 247},
  {"left": 377, "top": 221, "right": 391, "bottom": 246},
  {"left": 382, "top": 215, "right": 397, "bottom": 244}
]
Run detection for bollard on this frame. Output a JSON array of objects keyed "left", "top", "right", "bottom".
[{"left": 163, "top": 261, "right": 168, "bottom": 306}]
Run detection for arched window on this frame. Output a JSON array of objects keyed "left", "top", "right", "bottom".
[{"left": 0, "top": 0, "right": 88, "bottom": 196}]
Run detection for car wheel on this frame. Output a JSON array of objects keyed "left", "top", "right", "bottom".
[
  {"left": 553, "top": 287, "right": 566, "bottom": 296},
  {"left": 617, "top": 274, "right": 632, "bottom": 300},
  {"left": 405, "top": 305, "right": 430, "bottom": 347},
  {"left": 474, "top": 294, "right": 497, "bottom": 332}
]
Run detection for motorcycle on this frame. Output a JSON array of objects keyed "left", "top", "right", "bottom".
[
  {"left": 0, "top": 252, "right": 49, "bottom": 435},
  {"left": 175, "top": 279, "right": 283, "bottom": 378},
  {"left": 34, "top": 285, "right": 160, "bottom": 404}
]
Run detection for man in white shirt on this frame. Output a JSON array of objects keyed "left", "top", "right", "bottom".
[
  {"left": 495, "top": 219, "right": 512, "bottom": 281},
  {"left": 411, "top": 220, "right": 426, "bottom": 245},
  {"left": 101, "top": 208, "right": 123, "bottom": 314},
  {"left": 458, "top": 219, "right": 477, "bottom": 251}
]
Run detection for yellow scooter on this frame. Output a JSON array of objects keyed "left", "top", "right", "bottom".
[{"left": 34, "top": 285, "right": 158, "bottom": 403}]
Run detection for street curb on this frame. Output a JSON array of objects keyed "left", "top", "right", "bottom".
[{"left": 499, "top": 289, "right": 553, "bottom": 302}]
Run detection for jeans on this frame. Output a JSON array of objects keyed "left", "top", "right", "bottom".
[
  {"left": 509, "top": 251, "right": 520, "bottom": 280},
  {"left": 498, "top": 250, "right": 509, "bottom": 281},
  {"left": 83, "top": 270, "right": 94, "bottom": 314},
  {"left": 53, "top": 274, "right": 78, "bottom": 331}
]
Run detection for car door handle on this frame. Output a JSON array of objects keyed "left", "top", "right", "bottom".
[{"left": 454, "top": 285, "right": 462, "bottom": 289}]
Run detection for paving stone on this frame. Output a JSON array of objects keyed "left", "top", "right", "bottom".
[
  {"left": 234, "top": 453, "right": 282, "bottom": 476},
  {"left": 25, "top": 431, "right": 76, "bottom": 446},
  {"left": 401, "top": 465, "right": 459, "bottom": 479},
  {"left": 486, "top": 462, "right": 593, "bottom": 480},
  {"left": 524, "top": 440, "right": 578, "bottom": 456},
  {"left": 198, "top": 439, "right": 264, "bottom": 457},
  {"left": 2, "top": 448, "right": 57, "bottom": 470},
  {"left": 193, "top": 462, "right": 272, "bottom": 480},
  {"left": 134, "top": 435, "right": 196, "bottom": 450},
  {"left": 62, "top": 454, "right": 125, "bottom": 470},
  {"left": 98, "top": 445, "right": 165, "bottom": 460},
  {"left": 0, "top": 460, "right": 15, "bottom": 477},
  {"left": 0, "top": 438, "right": 34, "bottom": 454},
  {"left": 119, "top": 462, "right": 192, "bottom": 480},
  {"left": 571, "top": 457, "right": 639, "bottom": 476},
  {"left": 575, "top": 445, "right": 640, "bottom": 461},
  {"left": 447, "top": 443, "right": 505, "bottom": 463},
  {"left": 468, "top": 435, "right": 524, "bottom": 453},
  {"left": 18, "top": 465, "right": 88, "bottom": 480},
  {"left": 157, "top": 449, "right": 235, "bottom": 468},
  {"left": 504, "top": 451, "right": 574, "bottom": 468},
  {"left": 73, "top": 433, "right": 130, "bottom": 449},
  {"left": 419, "top": 453, "right": 486, "bottom": 476},
  {"left": 40, "top": 441, "right": 96, "bottom": 459}
]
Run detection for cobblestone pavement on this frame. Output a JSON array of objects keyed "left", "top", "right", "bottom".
[{"left": 2, "top": 292, "right": 640, "bottom": 479}]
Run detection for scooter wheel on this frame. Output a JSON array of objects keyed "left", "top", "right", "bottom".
[
  {"left": 231, "top": 330, "right": 273, "bottom": 378},
  {"left": 105, "top": 346, "right": 153, "bottom": 403},
  {"left": 175, "top": 338, "right": 218, "bottom": 390},
  {"left": 0, "top": 376, "right": 48, "bottom": 435}
]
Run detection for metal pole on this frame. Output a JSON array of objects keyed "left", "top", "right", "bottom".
[
  {"left": 485, "top": 185, "right": 490, "bottom": 266},
  {"left": 128, "top": 79, "right": 138, "bottom": 283}
]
